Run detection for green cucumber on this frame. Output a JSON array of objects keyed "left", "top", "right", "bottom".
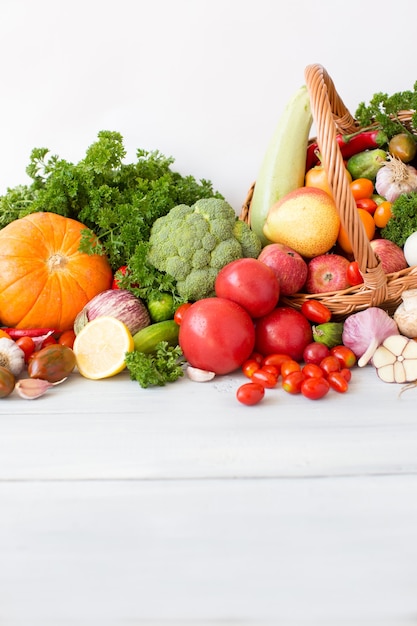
[
  {"left": 133, "top": 319, "right": 179, "bottom": 353},
  {"left": 249, "top": 85, "right": 313, "bottom": 246}
]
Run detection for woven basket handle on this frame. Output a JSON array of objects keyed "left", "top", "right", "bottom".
[{"left": 304, "top": 64, "right": 388, "bottom": 305}]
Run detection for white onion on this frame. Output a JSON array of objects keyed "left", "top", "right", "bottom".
[
  {"left": 404, "top": 231, "right": 417, "bottom": 267},
  {"left": 74, "top": 289, "right": 150, "bottom": 336}
]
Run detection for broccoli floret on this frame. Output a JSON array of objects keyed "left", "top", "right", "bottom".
[
  {"left": 233, "top": 219, "right": 262, "bottom": 258},
  {"left": 165, "top": 256, "right": 191, "bottom": 281},
  {"left": 210, "top": 238, "right": 243, "bottom": 269},
  {"left": 192, "top": 248, "right": 211, "bottom": 269},
  {"left": 194, "top": 197, "right": 236, "bottom": 222},
  {"left": 177, "top": 268, "right": 219, "bottom": 301},
  {"left": 147, "top": 197, "right": 262, "bottom": 301}
]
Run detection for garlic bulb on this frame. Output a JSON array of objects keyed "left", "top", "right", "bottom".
[
  {"left": 0, "top": 337, "right": 25, "bottom": 376},
  {"left": 372, "top": 334, "right": 417, "bottom": 383},
  {"left": 375, "top": 155, "right": 417, "bottom": 202},
  {"left": 393, "top": 289, "right": 417, "bottom": 338}
]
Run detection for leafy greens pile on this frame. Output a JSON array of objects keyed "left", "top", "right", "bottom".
[
  {"left": 355, "top": 82, "right": 417, "bottom": 138},
  {"left": 0, "top": 130, "right": 223, "bottom": 301}
]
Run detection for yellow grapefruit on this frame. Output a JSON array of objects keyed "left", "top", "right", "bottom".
[{"left": 262, "top": 186, "right": 341, "bottom": 258}]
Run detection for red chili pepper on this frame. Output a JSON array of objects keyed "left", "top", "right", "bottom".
[
  {"left": 306, "top": 129, "right": 388, "bottom": 172},
  {"left": 338, "top": 129, "right": 388, "bottom": 160},
  {"left": 2, "top": 327, "right": 59, "bottom": 339}
]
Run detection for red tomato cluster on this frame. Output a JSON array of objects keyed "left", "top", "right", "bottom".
[
  {"left": 174, "top": 258, "right": 358, "bottom": 407},
  {"left": 4, "top": 328, "right": 76, "bottom": 364},
  {"left": 236, "top": 342, "right": 356, "bottom": 405}
]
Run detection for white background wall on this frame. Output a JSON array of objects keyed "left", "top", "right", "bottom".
[{"left": 1, "top": 0, "right": 416, "bottom": 214}]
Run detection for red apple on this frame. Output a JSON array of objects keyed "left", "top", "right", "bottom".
[
  {"left": 370, "top": 238, "right": 408, "bottom": 273},
  {"left": 258, "top": 243, "right": 308, "bottom": 296},
  {"left": 305, "top": 254, "right": 350, "bottom": 294}
]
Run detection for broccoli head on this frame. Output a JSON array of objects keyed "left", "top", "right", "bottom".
[{"left": 147, "top": 197, "right": 262, "bottom": 301}]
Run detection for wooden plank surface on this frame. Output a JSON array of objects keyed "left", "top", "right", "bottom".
[
  {"left": 1, "top": 476, "right": 417, "bottom": 625},
  {"left": 0, "top": 367, "right": 416, "bottom": 480},
  {"left": 1, "top": 366, "right": 417, "bottom": 624}
]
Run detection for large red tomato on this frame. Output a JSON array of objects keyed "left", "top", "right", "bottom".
[
  {"left": 214, "top": 258, "right": 280, "bottom": 318},
  {"left": 254, "top": 306, "right": 313, "bottom": 361},
  {"left": 178, "top": 297, "right": 255, "bottom": 374}
]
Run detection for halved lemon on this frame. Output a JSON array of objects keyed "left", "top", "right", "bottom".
[{"left": 73, "top": 316, "right": 134, "bottom": 380}]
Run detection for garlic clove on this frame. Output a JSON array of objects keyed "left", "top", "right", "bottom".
[
  {"left": 403, "top": 358, "right": 417, "bottom": 382},
  {"left": 186, "top": 365, "right": 216, "bottom": 382},
  {"left": 372, "top": 345, "right": 397, "bottom": 369},
  {"left": 383, "top": 334, "right": 410, "bottom": 356},
  {"left": 15, "top": 377, "right": 67, "bottom": 400}
]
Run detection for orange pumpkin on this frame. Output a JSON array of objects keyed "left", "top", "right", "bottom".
[{"left": 0, "top": 212, "right": 113, "bottom": 331}]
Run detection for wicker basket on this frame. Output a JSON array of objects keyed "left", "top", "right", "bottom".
[{"left": 240, "top": 63, "right": 417, "bottom": 320}]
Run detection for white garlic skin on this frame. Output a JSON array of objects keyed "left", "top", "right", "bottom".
[
  {"left": 393, "top": 289, "right": 417, "bottom": 338},
  {"left": 0, "top": 337, "right": 25, "bottom": 376}
]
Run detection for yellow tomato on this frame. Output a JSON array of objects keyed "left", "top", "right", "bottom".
[
  {"left": 337, "top": 208, "right": 375, "bottom": 255},
  {"left": 305, "top": 165, "right": 352, "bottom": 197},
  {"left": 350, "top": 178, "right": 374, "bottom": 201},
  {"left": 373, "top": 201, "right": 392, "bottom": 229}
]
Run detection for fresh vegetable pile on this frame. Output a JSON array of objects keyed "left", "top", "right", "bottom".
[{"left": 3, "top": 74, "right": 417, "bottom": 402}]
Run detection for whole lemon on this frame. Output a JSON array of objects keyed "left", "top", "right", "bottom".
[{"left": 263, "top": 186, "right": 340, "bottom": 258}]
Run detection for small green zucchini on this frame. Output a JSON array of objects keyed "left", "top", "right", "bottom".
[
  {"left": 249, "top": 85, "right": 313, "bottom": 245},
  {"left": 133, "top": 319, "right": 179, "bottom": 354}
]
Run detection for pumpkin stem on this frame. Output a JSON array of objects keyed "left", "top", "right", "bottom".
[{"left": 47, "top": 253, "right": 68, "bottom": 271}]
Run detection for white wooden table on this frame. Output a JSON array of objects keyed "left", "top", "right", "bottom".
[{"left": 1, "top": 364, "right": 417, "bottom": 625}]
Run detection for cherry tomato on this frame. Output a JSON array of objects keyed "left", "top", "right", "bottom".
[
  {"left": 15, "top": 336, "right": 36, "bottom": 363},
  {"left": 356, "top": 198, "right": 377, "bottom": 215},
  {"left": 305, "top": 164, "right": 333, "bottom": 196},
  {"left": 111, "top": 265, "right": 139, "bottom": 290},
  {"left": 346, "top": 261, "right": 364, "bottom": 287},
  {"left": 373, "top": 201, "right": 392, "bottom": 229},
  {"left": 242, "top": 359, "right": 260, "bottom": 379},
  {"left": 338, "top": 208, "right": 375, "bottom": 255},
  {"left": 329, "top": 345, "right": 357, "bottom": 368},
  {"left": 340, "top": 367, "right": 352, "bottom": 382},
  {"left": 302, "top": 363, "right": 324, "bottom": 378},
  {"left": 302, "top": 342, "right": 330, "bottom": 365},
  {"left": 301, "top": 376, "right": 330, "bottom": 400},
  {"left": 174, "top": 303, "right": 192, "bottom": 325},
  {"left": 301, "top": 300, "right": 332, "bottom": 324},
  {"left": 215, "top": 258, "right": 280, "bottom": 318},
  {"left": 327, "top": 371, "right": 349, "bottom": 393},
  {"left": 41, "top": 335, "right": 57, "bottom": 348},
  {"left": 282, "top": 370, "right": 306, "bottom": 394},
  {"left": 350, "top": 178, "right": 374, "bottom": 201},
  {"left": 280, "top": 359, "right": 301, "bottom": 378},
  {"left": 236, "top": 382, "right": 265, "bottom": 406},
  {"left": 58, "top": 329, "right": 76, "bottom": 349},
  {"left": 261, "top": 353, "right": 292, "bottom": 368},
  {"left": 261, "top": 364, "right": 280, "bottom": 378},
  {"left": 251, "top": 368, "right": 278, "bottom": 389},
  {"left": 178, "top": 298, "right": 255, "bottom": 375},
  {"left": 112, "top": 265, "right": 128, "bottom": 289},
  {"left": 319, "top": 355, "right": 341, "bottom": 376},
  {"left": 388, "top": 133, "right": 417, "bottom": 163},
  {"left": 305, "top": 164, "right": 352, "bottom": 196},
  {"left": 249, "top": 352, "right": 264, "bottom": 365}
]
